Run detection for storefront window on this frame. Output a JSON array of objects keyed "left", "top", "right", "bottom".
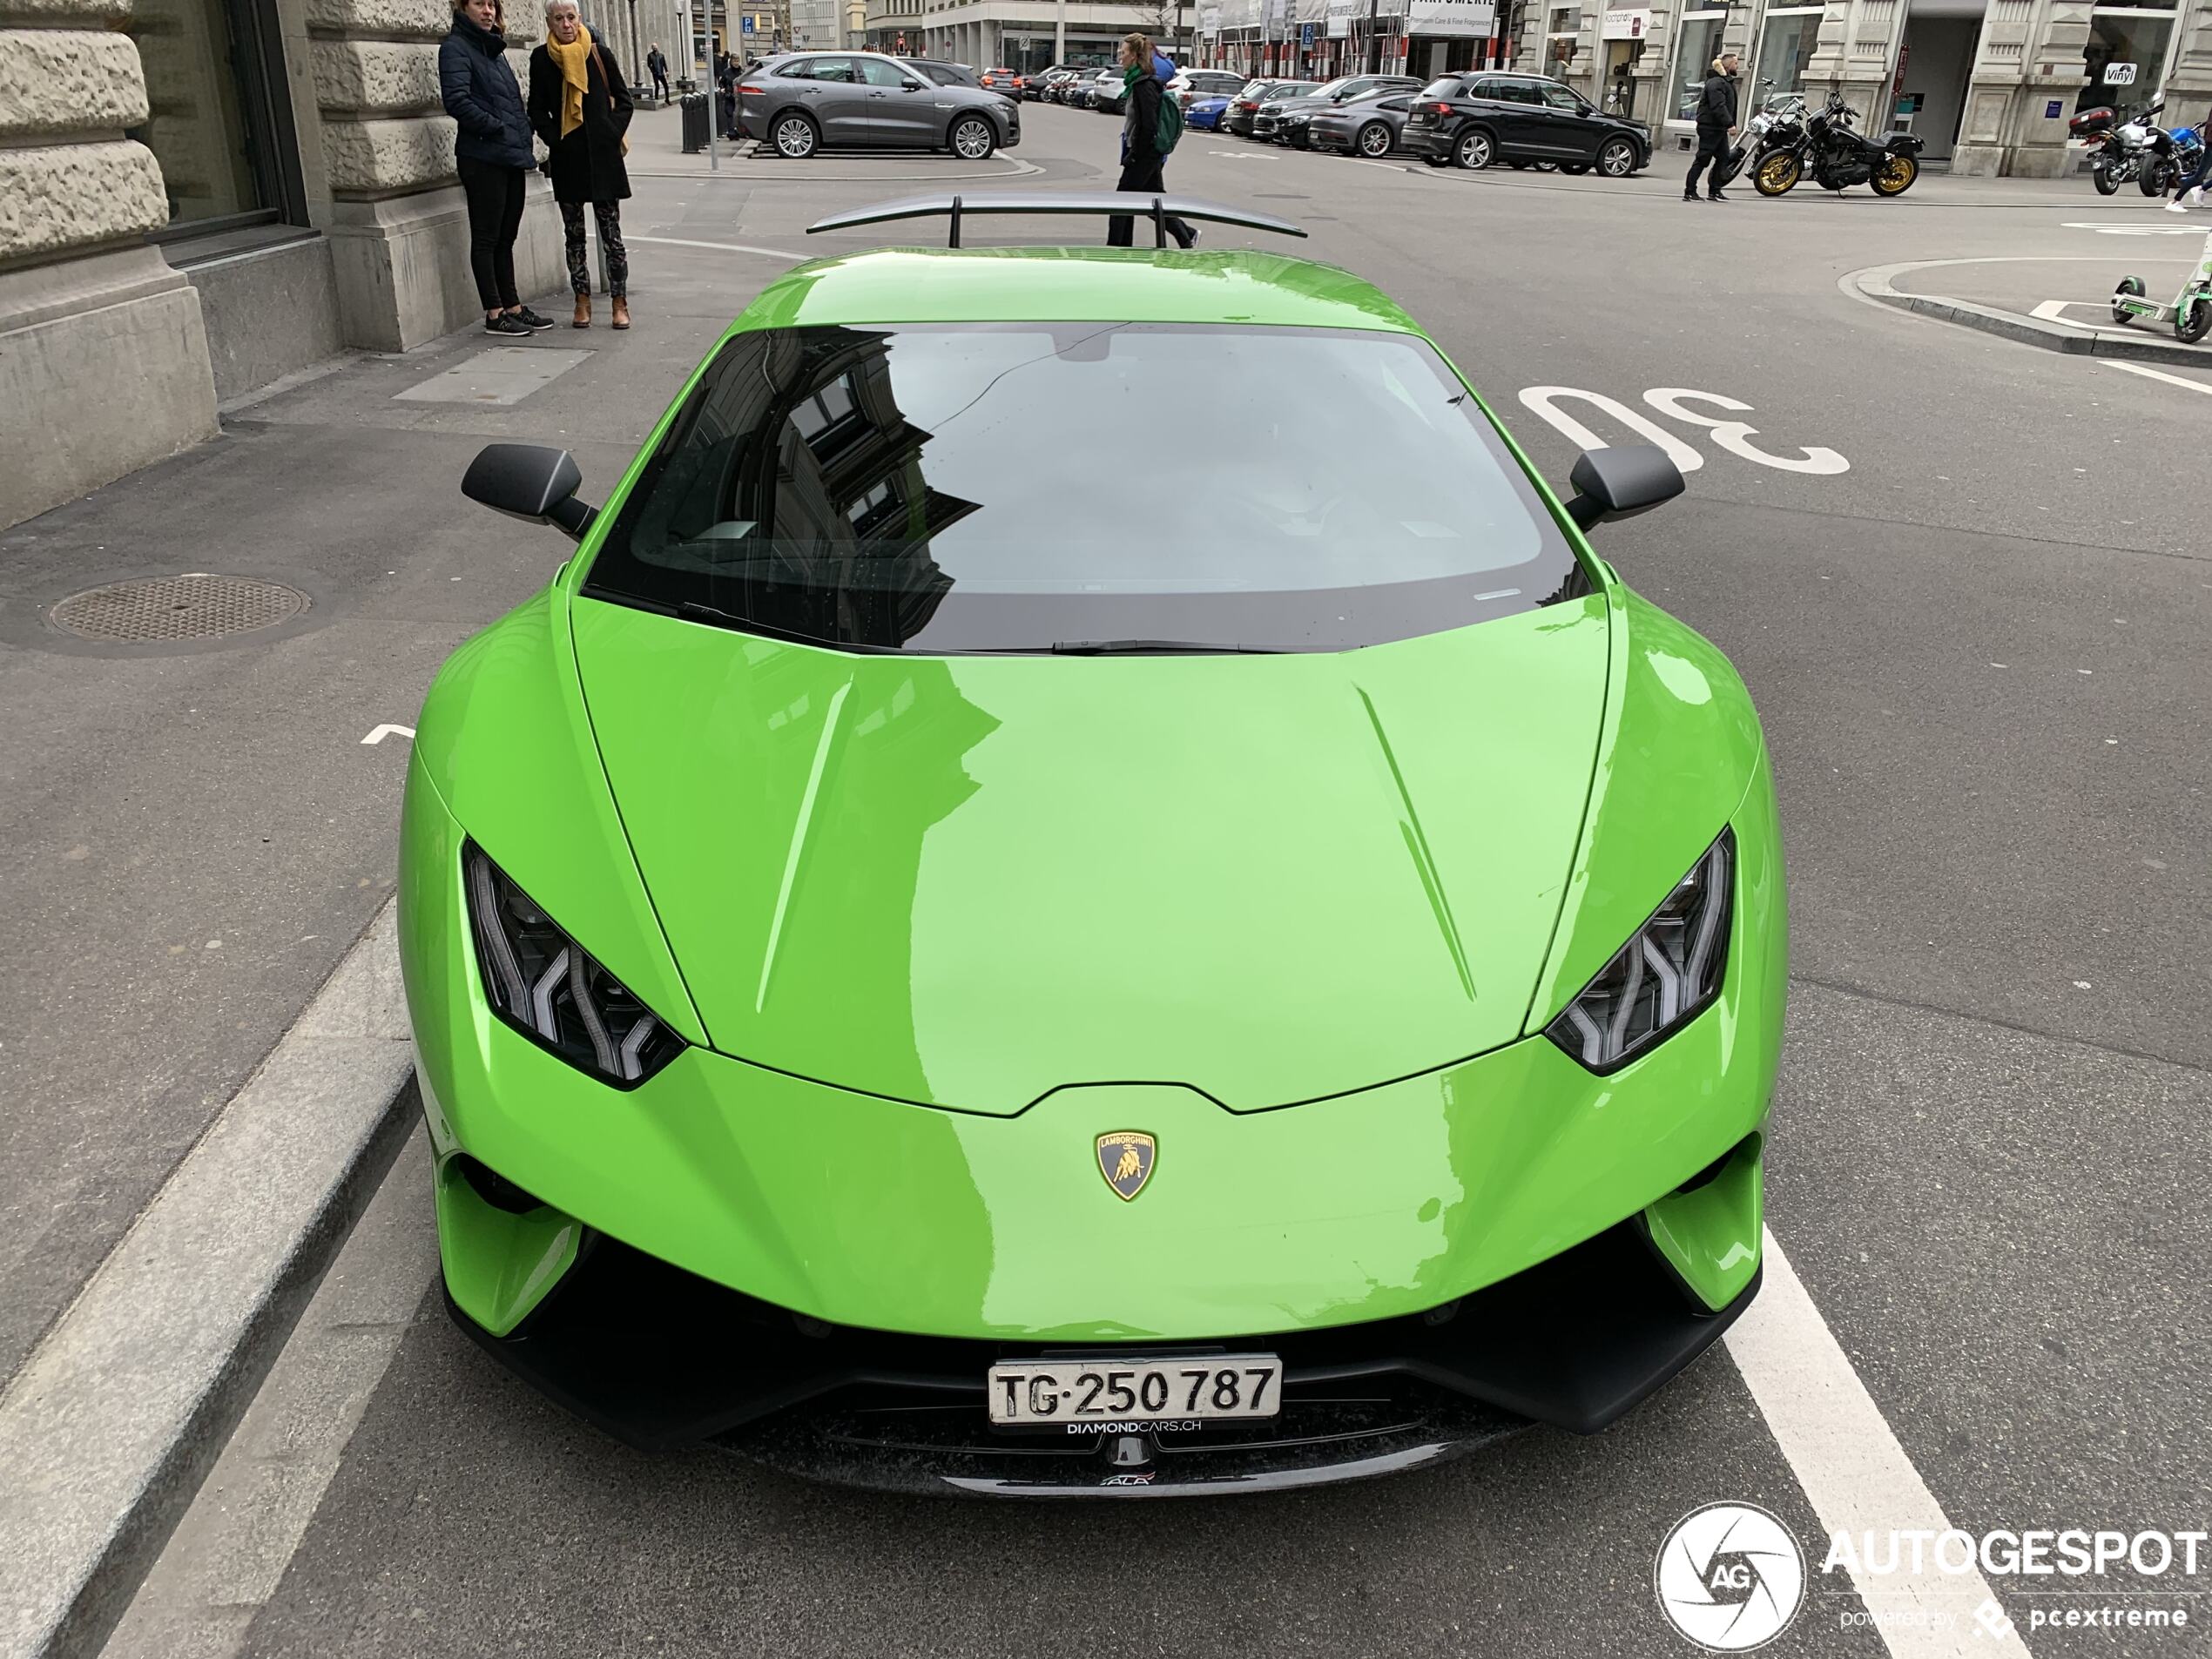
[
  {"left": 1752, "top": 6, "right": 1821, "bottom": 97},
  {"left": 1672, "top": 9, "right": 1724, "bottom": 120},
  {"left": 2079, "top": 4, "right": 2175, "bottom": 111},
  {"left": 126, "top": 0, "right": 301, "bottom": 232}
]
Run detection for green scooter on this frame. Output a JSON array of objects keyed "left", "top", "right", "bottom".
[{"left": 2111, "top": 226, "right": 2212, "bottom": 344}]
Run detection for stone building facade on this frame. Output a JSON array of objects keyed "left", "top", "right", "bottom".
[
  {"left": 1511, "top": 0, "right": 2209, "bottom": 177},
  {"left": 0, "top": 0, "right": 589, "bottom": 527}
]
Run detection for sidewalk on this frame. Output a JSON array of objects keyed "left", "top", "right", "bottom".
[{"left": 0, "top": 161, "right": 783, "bottom": 1397}]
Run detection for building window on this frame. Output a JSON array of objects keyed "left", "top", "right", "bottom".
[
  {"left": 2080, "top": 2, "right": 2176, "bottom": 111},
  {"left": 1751, "top": 5, "right": 1823, "bottom": 97},
  {"left": 127, "top": 0, "right": 304, "bottom": 234},
  {"left": 1671, "top": 7, "right": 1725, "bottom": 121}
]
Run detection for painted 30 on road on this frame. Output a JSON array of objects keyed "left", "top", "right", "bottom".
[{"left": 987, "top": 1356, "right": 1285, "bottom": 1426}]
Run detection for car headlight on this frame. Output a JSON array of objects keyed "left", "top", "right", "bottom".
[
  {"left": 1545, "top": 830, "right": 1733, "bottom": 1073},
  {"left": 464, "top": 843, "right": 685, "bottom": 1087}
]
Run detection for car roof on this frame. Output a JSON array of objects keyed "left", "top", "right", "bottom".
[{"left": 738, "top": 249, "right": 1422, "bottom": 335}]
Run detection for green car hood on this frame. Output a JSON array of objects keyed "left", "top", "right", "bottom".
[{"left": 570, "top": 593, "right": 1612, "bottom": 1115}]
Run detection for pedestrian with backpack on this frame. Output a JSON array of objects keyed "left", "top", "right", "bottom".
[{"left": 1107, "top": 33, "right": 1197, "bottom": 249}]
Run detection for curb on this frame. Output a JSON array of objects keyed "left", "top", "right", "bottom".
[
  {"left": 0, "top": 902, "right": 417, "bottom": 1659},
  {"left": 1847, "top": 258, "right": 2212, "bottom": 368}
]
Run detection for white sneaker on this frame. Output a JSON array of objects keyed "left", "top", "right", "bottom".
[
  {"left": 2176, "top": 186, "right": 2207, "bottom": 212},
  {"left": 2168, "top": 198, "right": 2189, "bottom": 212}
]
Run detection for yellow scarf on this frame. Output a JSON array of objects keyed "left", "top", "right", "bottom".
[{"left": 546, "top": 26, "right": 595, "bottom": 140}]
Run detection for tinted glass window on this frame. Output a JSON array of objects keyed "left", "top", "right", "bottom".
[
  {"left": 584, "top": 324, "right": 1581, "bottom": 656},
  {"left": 1491, "top": 80, "right": 1542, "bottom": 104},
  {"left": 1541, "top": 84, "right": 1588, "bottom": 111},
  {"left": 858, "top": 57, "right": 910, "bottom": 86},
  {"left": 1420, "top": 77, "right": 1460, "bottom": 98}
]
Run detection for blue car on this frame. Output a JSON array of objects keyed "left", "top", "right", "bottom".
[{"left": 1187, "top": 94, "right": 1230, "bottom": 131}]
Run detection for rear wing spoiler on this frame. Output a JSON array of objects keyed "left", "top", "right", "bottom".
[{"left": 804, "top": 192, "right": 1307, "bottom": 249}]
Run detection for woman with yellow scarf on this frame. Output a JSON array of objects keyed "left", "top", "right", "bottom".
[{"left": 527, "top": 0, "right": 634, "bottom": 327}]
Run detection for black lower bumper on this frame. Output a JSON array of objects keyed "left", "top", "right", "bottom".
[{"left": 448, "top": 1218, "right": 1758, "bottom": 1495}]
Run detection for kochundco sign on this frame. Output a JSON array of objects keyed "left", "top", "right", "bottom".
[{"left": 1407, "top": 0, "right": 1497, "bottom": 33}]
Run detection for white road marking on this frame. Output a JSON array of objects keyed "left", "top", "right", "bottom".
[
  {"left": 360, "top": 724, "right": 415, "bottom": 745},
  {"left": 1516, "top": 384, "right": 1851, "bottom": 475},
  {"left": 1728, "top": 1229, "right": 2033, "bottom": 1659},
  {"left": 626, "top": 234, "right": 805, "bottom": 259},
  {"left": 2030, "top": 299, "right": 2081, "bottom": 321},
  {"left": 2058, "top": 220, "right": 2199, "bottom": 236},
  {"left": 2107, "top": 360, "right": 2212, "bottom": 396}
]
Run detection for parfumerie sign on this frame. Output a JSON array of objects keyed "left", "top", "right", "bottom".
[
  {"left": 1407, "top": 0, "right": 1496, "bottom": 34},
  {"left": 1602, "top": 7, "right": 1652, "bottom": 39},
  {"left": 1325, "top": 0, "right": 1358, "bottom": 38}
]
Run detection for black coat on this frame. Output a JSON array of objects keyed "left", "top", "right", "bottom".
[
  {"left": 1695, "top": 71, "right": 1738, "bottom": 132},
  {"left": 440, "top": 14, "right": 534, "bottom": 169},
  {"left": 529, "top": 39, "right": 633, "bottom": 204},
  {"left": 1123, "top": 71, "right": 1163, "bottom": 163}
]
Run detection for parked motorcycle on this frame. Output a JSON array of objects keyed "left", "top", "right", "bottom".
[
  {"left": 1752, "top": 91, "right": 1923, "bottom": 197},
  {"left": 1716, "top": 83, "right": 1806, "bottom": 187},
  {"left": 2074, "top": 94, "right": 2165, "bottom": 195},
  {"left": 2143, "top": 121, "right": 2204, "bottom": 198}
]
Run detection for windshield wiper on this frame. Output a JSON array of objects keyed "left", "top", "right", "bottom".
[{"left": 1044, "top": 638, "right": 1285, "bottom": 656}]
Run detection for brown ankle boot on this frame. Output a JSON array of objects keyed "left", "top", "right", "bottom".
[
  {"left": 610, "top": 297, "right": 630, "bottom": 331},
  {"left": 572, "top": 293, "right": 590, "bottom": 328}
]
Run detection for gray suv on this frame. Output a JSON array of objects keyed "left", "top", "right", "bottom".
[{"left": 740, "top": 51, "right": 1020, "bottom": 158}]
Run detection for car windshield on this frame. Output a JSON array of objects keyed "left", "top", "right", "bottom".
[
  {"left": 583, "top": 323, "right": 1581, "bottom": 655},
  {"left": 1420, "top": 77, "right": 1459, "bottom": 98}
]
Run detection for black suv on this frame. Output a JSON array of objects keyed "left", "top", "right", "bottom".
[{"left": 1403, "top": 72, "right": 1649, "bottom": 176}]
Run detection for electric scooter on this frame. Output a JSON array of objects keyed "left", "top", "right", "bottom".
[{"left": 2110, "top": 226, "right": 2212, "bottom": 344}]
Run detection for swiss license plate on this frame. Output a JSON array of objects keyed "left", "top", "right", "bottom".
[{"left": 988, "top": 1355, "right": 1283, "bottom": 1427}]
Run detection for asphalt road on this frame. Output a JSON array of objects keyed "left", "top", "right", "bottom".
[{"left": 15, "top": 102, "right": 2210, "bottom": 1659}]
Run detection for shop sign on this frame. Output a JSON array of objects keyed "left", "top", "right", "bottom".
[
  {"left": 2102, "top": 61, "right": 2137, "bottom": 84},
  {"left": 1406, "top": 0, "right": 1496, "bottom": 36},
  {"left": 1325, "top": 0, "right": 1359, "bottom": 37},
  {"left": 1601, "top": 8, "right": 1650, "bottom": 40}
]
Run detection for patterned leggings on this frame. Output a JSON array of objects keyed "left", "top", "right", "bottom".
[{"left": 560, "top": 200, "right": 627, "bottom": 298}]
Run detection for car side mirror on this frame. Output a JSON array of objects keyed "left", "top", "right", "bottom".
[
  {"left": 1562, "top": 444, "right": 1684, "bottom": 531},
  {"left": 902, "top": 78, "right": 927, "bottom": 90},
  {"left": 462, "top": 442, "right": 597, "bottom": 542}
]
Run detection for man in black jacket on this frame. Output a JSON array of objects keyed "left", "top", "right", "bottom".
[{"left": 1685, "top": 51, "right": 1739, "bottom": 201}]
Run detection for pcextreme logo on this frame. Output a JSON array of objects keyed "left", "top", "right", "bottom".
[{"left": 1655, "top": 1503, "right": 1809, "bottom": 1652}]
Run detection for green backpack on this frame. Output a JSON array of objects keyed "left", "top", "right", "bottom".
[{"left": 1156, "top": 86, "right": 1184, "bottom": 155}]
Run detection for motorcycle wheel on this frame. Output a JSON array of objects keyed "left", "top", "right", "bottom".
[
  {"left": 2179, "top": 295, "right": 2212, "bottom": 346},
  {"left": 1754, "top": 152, "right": 1800, "bottom": 195},
  {"left": 2141, "top": 160, "right": 2172, "bottom": 197},
  {"left": 2112, "top": 274, "right": 2145, "bottom": 327},
  {"left": 2093, "top": 161, "right": 2121, "bottom": 195},
  {"left": 1871, "top": 153, "right": 1919, "bottom": 196}
]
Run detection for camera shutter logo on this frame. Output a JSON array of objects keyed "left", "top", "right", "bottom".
[{"left": 1654, "top": 1503, "right": 1807, "bottom": 1651}]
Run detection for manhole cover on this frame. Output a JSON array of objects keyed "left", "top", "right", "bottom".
[{"left": 49, "top": 573, "right": 310, "bottom": 643}]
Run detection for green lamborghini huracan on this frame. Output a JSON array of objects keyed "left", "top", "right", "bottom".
[{"left": 398, "top": 193, "right": 1784, "bottom": 1494}]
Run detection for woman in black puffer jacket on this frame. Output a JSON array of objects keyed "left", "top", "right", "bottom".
[{"left": 440, "top": 0, "right": 551, "bottom": 334}]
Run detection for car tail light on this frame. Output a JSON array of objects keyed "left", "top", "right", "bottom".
[
  {"left": 739, "top": 83, "right": 761, "bottom": 95},
  {"left": 1430, "top": 101, "right": 1453, "bottom": 115}
]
